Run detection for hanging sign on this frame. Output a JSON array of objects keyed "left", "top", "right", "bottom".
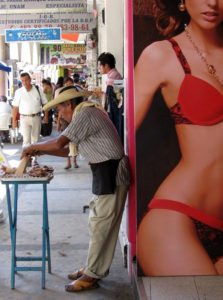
[
  {"left": 40, "top": 44, "right": 86, "bottom": 65},
  {"left": 0, "top": 0, "right": 87, "bottom": 12},
  {"left": 0, "top": 12, "right": 95, "bottom": 35},
  {"left": 6, "top": 28, "right": 61, "bottom": 42}
]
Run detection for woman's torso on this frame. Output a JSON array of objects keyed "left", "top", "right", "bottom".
[{"left": 154, "top": 35, "right": 223, "bottom": 219}]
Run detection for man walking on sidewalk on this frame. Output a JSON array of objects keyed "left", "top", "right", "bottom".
[
  {"left": 21, "top": 85, "right": 131, "bottom": 292},
  {"left": 12, "top": 72, "right": 48, "bottom": 147}
]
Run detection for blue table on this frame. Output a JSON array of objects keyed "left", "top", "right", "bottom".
[{"left": 1, "top": 176, "right": 52, "bottom": 289}]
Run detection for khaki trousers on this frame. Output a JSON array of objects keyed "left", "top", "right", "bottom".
[
  {"left": 20, "top": 115, "right": 41, "bottom": 147},
  {"left": 84, "top": 185, "right": 128, "bottom": 279}
]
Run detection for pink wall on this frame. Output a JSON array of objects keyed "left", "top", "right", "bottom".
[{"left": 125, "top": 0, "right": 136, "bottom": 272}]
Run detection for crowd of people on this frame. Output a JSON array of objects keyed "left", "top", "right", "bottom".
[{"left": 0, "top": 52, "right": 124, "bottom": 152}]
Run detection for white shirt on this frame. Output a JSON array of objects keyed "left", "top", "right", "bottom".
[
  {"left": 12, "top": 85, "right": 47, "bottom": 114},
  {"left": 0, "top": 102, "right": 12, "bottom": 114}
]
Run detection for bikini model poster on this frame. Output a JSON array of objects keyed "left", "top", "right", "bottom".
[
  {"left": 134, "top": 0, "right": 223, "bottom": 276},
  {"left": 134, "top": 0, "right": 181, "bottom": 276}
]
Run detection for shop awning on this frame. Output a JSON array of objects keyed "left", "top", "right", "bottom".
[
  {"left": 61, "top": 33, "right": 79, "bottom": 43},
  {"left": 61, "top": 33, "right": 86, "bottom": 43},
  {"left": 0, "top": 61, "right": 11, "bottom": 72}
]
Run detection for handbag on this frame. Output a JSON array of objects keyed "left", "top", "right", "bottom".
[
  {"left": 35, "top": 85, "right": 53, "bottom": 137},
  {"left": 41, "top": 122, "right": 52, "bottom": 137}
]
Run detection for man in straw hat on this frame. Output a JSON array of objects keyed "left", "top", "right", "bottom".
[{"left": 21, "top": 85, "right": 131, "bottom": 292}]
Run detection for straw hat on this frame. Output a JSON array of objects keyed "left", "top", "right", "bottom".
[{"left": 43, "top": 85, "right": 86, "bottom": 111}]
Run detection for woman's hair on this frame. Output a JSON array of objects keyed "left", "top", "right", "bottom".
[
  {"left": 42, "top": 79, "right": 52, "bottom": 87},
  {"left": 153, "top": 0, "right": 190, "bottom": 37},
  {"left": 64, "top": 76, "right": 74, "bottom": 84},
  {"left": 56, "top": 76, "right": 64, "bottom": 87}
]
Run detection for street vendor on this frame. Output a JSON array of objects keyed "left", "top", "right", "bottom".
[{"left": 21, "top": 85, "right": 131, "bottom": 293}]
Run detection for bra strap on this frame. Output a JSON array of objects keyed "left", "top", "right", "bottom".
[{"left": 169, "top": 38, "right": 191, "bottom": 74}]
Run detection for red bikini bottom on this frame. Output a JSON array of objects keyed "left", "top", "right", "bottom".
[{"left": 148, "top": 199, "right": 223, "bottom": 263}]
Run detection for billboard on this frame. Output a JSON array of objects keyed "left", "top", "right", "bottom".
[{"left": 134, "top": 0, "right": 223, "bottom": 277}]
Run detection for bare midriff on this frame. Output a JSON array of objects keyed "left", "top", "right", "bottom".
[{"left": 154, "top": 121, "right": 223, "bottom": 219}]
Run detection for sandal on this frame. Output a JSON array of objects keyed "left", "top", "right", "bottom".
[
  {"left": 65, "top": 278, "right": 99, "bottom": 292},
  {"left": 64, "top": 165, "right": 71, "bottom": 170},
  {"left": 67, "top": 268, "right": 85, "bottom": 280}
]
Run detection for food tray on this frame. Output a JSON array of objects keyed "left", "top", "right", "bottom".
[{"left": 1, "top": 173, "right": 54, "bottom": 182}]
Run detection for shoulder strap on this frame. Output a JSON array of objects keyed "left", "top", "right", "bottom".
[
  {"left": 34, "top": 85, "right": 43, "bottom": 106},
  {"left": 169, "top": 38, "right": 191, "bottom": 74}
]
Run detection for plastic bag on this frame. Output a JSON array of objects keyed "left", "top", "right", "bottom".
[{"left": 0, "top": 147, "right": 10, "bottom": 177}]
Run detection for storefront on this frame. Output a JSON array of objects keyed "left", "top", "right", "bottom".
[{"left": 1, "top": 0, "right": 137, "bottom": 281}]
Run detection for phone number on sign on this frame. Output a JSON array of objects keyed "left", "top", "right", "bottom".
[{"left": 16, "top": 24, "right": 90, "bottom": 31}]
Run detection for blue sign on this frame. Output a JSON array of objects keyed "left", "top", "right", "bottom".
[
  {"left": 5, "top": 28, "right": 61, "bottom": 42},
  {"left": 0, "top": 61, "right": 11, "bottom": 72}
]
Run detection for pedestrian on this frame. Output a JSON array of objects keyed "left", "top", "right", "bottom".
[
  {"left": 46, "top": 77, "right": 55, "bottom": 89},
  {"left": 0, "top": 95, "right": 12, "bottom": 143},
  {"left": 17, "top": 80, "right": 22, "bottom": 88},
  {"left": 52, "top": 76, "right": 64, "bottom": 98},
  {"left": 98, "top": 52, "right": 124, "bottom": 141},
  {"left": 98, "top": 52, "right": 122, "bottom": 90},
  {"left": 64, "top": 76, "right": 74, "bottom": 86},
  {"left": 42, "top": 79, "right": 53, "bottom": 102},
  {"left": 73, "top": 73, "right": 83, "bottom": 91},
  {"left": 0, "top": 95, "right": 12, "bottom": 114},
  {"left": 41, "top": 79, "right": 54, "bottom": 136},
  {"left": 21, "top": 85, "right": 131, "bottom": 292},
  {"left": 60, "top": 77, "right": 79, "bottom": 169},
  {"left": 12, "top": 72, "right": 48, "bottom": 147}
]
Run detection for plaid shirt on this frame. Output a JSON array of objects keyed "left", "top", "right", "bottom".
[{"left": 63, "top": 106, "right": 130, "bottom": 186}]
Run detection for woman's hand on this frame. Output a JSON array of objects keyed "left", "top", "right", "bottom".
[
  {"left": 43, "top": 111, "right": 49, "bottom": 123},
  {"left": 43, "top": 115, "right": 49, "bottom": 124}
]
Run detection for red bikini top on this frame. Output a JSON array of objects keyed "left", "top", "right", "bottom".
[{"left": 169, "top": 38, "right": 223, "bottom": 125}]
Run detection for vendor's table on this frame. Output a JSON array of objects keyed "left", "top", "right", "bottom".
[{"left": 1, "top": 175, "right": 52, "bottom": 289}]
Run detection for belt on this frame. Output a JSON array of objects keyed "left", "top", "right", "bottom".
[{"left": 21, "top": 112, "right": 41, "bottom": 117}]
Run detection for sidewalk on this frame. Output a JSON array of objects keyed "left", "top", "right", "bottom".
[{"left": 0, "top": 133, "right": 134, "bottom": 300}]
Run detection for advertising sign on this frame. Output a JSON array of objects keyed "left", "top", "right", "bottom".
[
  {"left": 40, "top": 44, "right": 86, "bottom": 65},
  {"left": 134, "top": 0, "right": 223, "bottom": 278},
  {"left": 0, "top": 12, "right": 95, "bottom": 34},
  {"left": 6, "top": 28, "right": 61, "bottom": 42},
  {"left": 0, "top": 0, "right": 87, "bottom": 12}
]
